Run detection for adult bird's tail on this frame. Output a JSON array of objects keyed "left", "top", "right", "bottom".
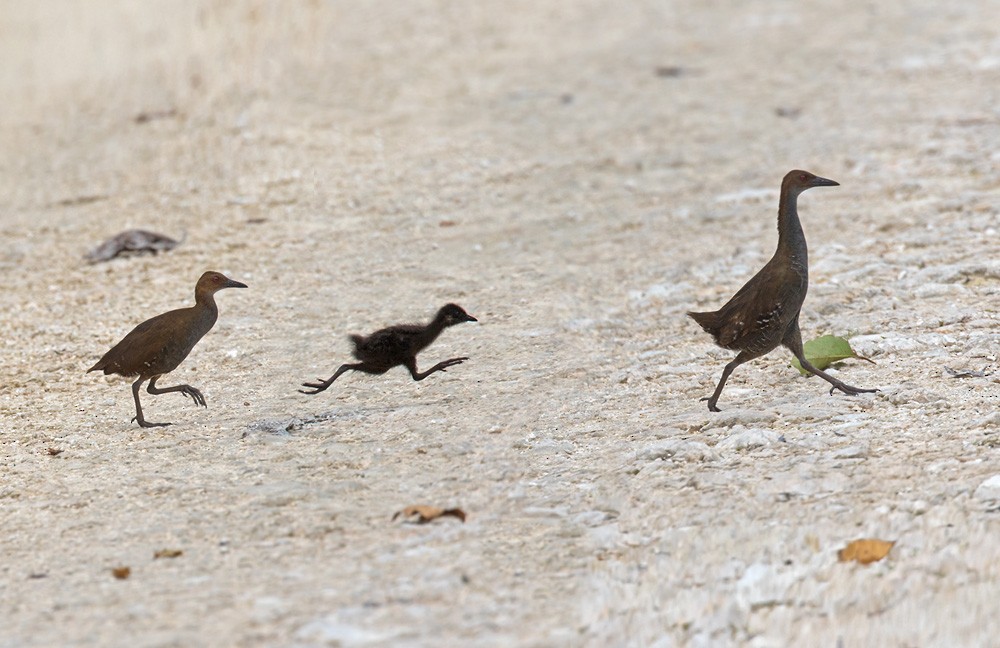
[{"left": 687, "top": 310, "right": 722, "bottom": 342}]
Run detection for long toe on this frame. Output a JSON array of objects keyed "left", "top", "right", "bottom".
[
  {"left": 831, "top": 383, "right": 878, "bottom": 396},
  {"left": 138, "top": 420, "right": 172, "bottom": 428}
]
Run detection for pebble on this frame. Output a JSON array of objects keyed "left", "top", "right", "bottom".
[
  {"left": 637, "top": 439, "right": 718, "bottom": 463},
  {"left": 531, "top": 439, "right": 575, "bottom": 455},
  {"left": 973, "top": 475, "right": 1000, "bottom": 501},
  {"left": 242, "top": 418, "right": 302, "bottom": 437},
  {"left": 701, "top": 409, "right": 778, "bottom": 431},
  {"left": 717, "top": 427, "right": 782, "bottom": 450},
  {"left": 973, "top": 412, "right": 1000, "bottom": 429},
  {"left": 736, "top": 562, "right": 797, "bottom": 609},
  {"left": 831, "top": 444, "right": 869, "bottom": 459},
  {"left": 295, "top": 617, "right": 387, "bottom": 645}
]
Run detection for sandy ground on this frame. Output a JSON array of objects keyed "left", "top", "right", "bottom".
[{"left": 1, "top": 1, "right": 999, "bottom": 646}]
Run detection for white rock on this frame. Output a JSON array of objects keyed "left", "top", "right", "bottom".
[
  {"left": 295, "top": 617, "right": 386, "bottom": 645},
  {"left": 832, "top": 444, "right": 869, "bottom": 459},
  {"left": 974, "top": 475, "right": 1000, "bottom": 501},
  {"left": 736, "top": 562, "right": 796, "bottom": 609},
  {"left": 637, "top": 439, "right": 718, "bottom": 463},
  {"left": 718, "top": 427, "right": 782, "bottom": 450},
  {"left": 973, "top": 412, "right": 1000, "bottom": 429},
  {"left": 531, "top": 439, "right": 575, "bottom": 454},
  {"left": 701, "top": 409, "right": 778, "bottom": 430}
]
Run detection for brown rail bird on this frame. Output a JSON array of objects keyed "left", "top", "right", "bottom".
[
  {"left": 688, "top": 170, "right": 876, "bottom": 412},
  {"left": 300, "top": 303, "right": 477, "bottom": 395},
  {"left": 88, "top": 271, "right": 247, "bottom": 427}
]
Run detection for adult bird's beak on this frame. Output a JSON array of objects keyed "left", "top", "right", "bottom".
[
  {"left": 811, "top": 175, "right": 840, "bottom": 187},
  {"left": 224, "top": 279, "right": 249, "bottom": 289},
  {"left": 465, "top": 313, "right": 478, "bottom": 322}
]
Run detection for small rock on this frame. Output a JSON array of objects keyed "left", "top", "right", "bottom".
[
  {"left": 295, "top": 617, "right": 387, "bottom": 645},
  {"left": 736, "top": 562, "right": 795, "bottom": 609},
  {"left": 974, "top": 475, "right": 1000, "bottom": 501},
  {"left": 242, "top": 418, "right": 302, "bottom": 437},
  {"left": 637, "top": 439, "right": 718, "bottom": 463},
  {"left": 718, "top": 427, "right": 781, "bottom": 450},
  {"left": 572, "top": 510, "right": 616, "bottom": 527},
  {"left": 973, "top": 412, "right": 1000, "bottom": 429},
  {"left": 831, "top": 444, "right": 868, "bottom": 459},
  {"left": 701, "top": 409, "right": 778, "bottom": 430},
  {"left": 523, "top": 507, "right": 567, "bottom": 519},
  {"left": 531, "top": 439, "right": 575, "bottom": 455},
  {"left": 850, "top": 333, "right": 922, "bottom": 354}
]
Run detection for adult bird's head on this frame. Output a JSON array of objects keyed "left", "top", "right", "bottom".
[
  {"left": 195, "top": 271, "right": 248, "bottom": 302},
  {"left": 783, "top": 169, "right": 839, "bottom": 195}
]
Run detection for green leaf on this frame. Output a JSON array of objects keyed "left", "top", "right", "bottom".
[{"left": 791, "top": 335, "right": 875, "bottom": 376}]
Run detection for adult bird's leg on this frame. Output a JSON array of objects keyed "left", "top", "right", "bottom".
[
  {"left": 783, "top": 323, "right": 876, "bottom": 396},
  {"left": 404, "top": 357, "right": 469, "bottom": 381},
  {"left": 299, "top": 363, "right": 363, "bottom": 394},
  {"left": 146, "top": 375, "right": 207, "bottom": 407},
  {"left": 702, "top": 350, "right": 755, "bottom": 412},
  {"left": 131, "top": 376, "right": 171, "bottom": 428}
]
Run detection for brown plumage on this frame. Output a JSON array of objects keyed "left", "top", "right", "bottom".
[
  {"left": 299, "top": 303, "right": 477, "bottom": 395},
  {"left": 688, "top": 170, "right": 876, "bottom": 412},
  {"left": 88, "top": 271, "right": 247, "bottom": 427}
]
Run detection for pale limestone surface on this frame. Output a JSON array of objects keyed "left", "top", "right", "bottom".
[{"left": 1, "top": 1, "right": 998, "bottom": 646}]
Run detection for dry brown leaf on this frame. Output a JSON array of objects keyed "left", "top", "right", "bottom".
[
  {"left": 111, "top": 566, "right": 131, "bottom": 580},
  {"left": 837, "top": 538, "right": 895, "bottom": 565},
  {"left": 392, "top": 505, "right": 466, "bottom": 524},
  {"left": 45, "top": 448, "right": 63, "bottom": 456},
  {"left": 154, "top": 549, "right": 183, "bottom": 559}
]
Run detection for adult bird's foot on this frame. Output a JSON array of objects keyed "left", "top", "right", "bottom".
[
  {"left": 699, "top": 396, "right": 722, "bottom": 412},
  {"left": 180, "top": 385, "right": 207, "bottom": 407},
  {"left": 132, "top": 416, "right": 171, "bottom": 428},
  {"left": 829, "top": 383, "right": 878, "bottom": 396}
]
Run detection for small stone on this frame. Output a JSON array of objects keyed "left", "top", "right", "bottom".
[
  {"left": 973, "top": 412, "right": 1000, "bottom": 429},
  {"left": 531, "top": 439, "right": 575, "bottom": 455},
  {"left": 637, "top": 439, "right": 718, "bottom": 463},
  {"left": 831, "top": 444, "right": 868, "bottom": 459},
  {"left": 701, "top": 409, "right": 778, "bottom": 430},
  {"left": 974, "top": 475, "right": 1000, "bottom": 501},
  {"left": 718, "top": 427, "right": 781, "bottom": 450}
]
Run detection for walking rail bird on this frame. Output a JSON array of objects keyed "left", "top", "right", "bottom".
[
  {"left": 88, "top": 271, "right": 247, "bottom": 427},
  {"left": 300, "top": 303, "right": 477, "bottom": 395},
  {"left": 688, "top": 170, "right": 876, "bottom": 412}
]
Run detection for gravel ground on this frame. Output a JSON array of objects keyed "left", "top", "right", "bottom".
[{"left": 1, "top": 1, "right": 999, "bottom": 646}]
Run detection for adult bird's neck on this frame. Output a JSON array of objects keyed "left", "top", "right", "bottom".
[
  {"left": 776, "top": 191, "right": 808, "bottom": 268},
  {"left": 193, "top": 291, "right": 221, "bottom": 330},
  {"left": 195, "top": 290, "right": 219, "bottom": 310}
]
